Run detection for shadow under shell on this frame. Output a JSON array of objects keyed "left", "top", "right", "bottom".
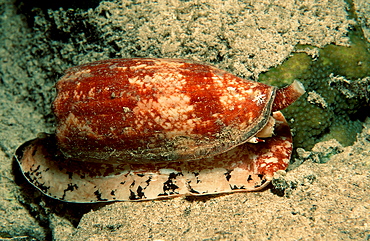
[{"left": 15, "top": 112, "right": 292, "bottom": 203}]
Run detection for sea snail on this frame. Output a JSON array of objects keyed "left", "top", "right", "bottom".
[{"left": 16, "top": 58, "right": 305, "bottom": 203}]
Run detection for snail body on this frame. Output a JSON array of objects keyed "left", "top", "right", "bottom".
[{"left": 16, "top": 58, "right": 305, "bottom": 202}]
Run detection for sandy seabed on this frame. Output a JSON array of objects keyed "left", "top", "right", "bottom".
[{"left": 0, "top": 0, "right": 369, "bottom": 240}]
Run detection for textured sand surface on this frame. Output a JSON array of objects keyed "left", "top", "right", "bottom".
[{"left": 0, "top": 0, "right": 369, "bottom": 240}]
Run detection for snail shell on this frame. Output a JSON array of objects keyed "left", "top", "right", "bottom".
[
  {"left": 16, "top": 58, "right": 305, "bottom": 202},
  {"left": 53, "top": 58, "right": 304, "bottom": 164}
]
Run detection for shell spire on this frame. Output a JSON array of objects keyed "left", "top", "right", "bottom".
[{"left": 272, "top": 80, "right": 305, "bottom": 112}]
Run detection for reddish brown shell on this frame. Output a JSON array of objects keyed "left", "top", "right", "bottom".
[{"left": 53, "top": 58, "right": 276, "bottom": 164}]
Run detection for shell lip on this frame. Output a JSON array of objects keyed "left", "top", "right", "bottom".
[{"left": 242, "top": 87, "right": 277, "bottom": 143}]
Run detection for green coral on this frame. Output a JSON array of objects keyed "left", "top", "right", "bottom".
[
  {"left": 319, "top": 116, "right": 363, "bottom": 146},
  {"left": 259, "top": 53, "right": 313, "bottom": 87},
  {"left": 259, "top": 30, "right": 370, "bottom": 151},
  {"left": 320, "top": 33, "right": 370, "bottom": 79}
]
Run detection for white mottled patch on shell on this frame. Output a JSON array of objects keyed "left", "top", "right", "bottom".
[
  {"left": 272, "top": 139, "right": 292, "bottom": 156},
  {"left": 87, "top": 87, "right": 96, "bottom": 98},
  {"left": 209, "top": 74, "right": 264, "bottom": 125},
  {"left": 129, "top": 63, "right": 148, "bottom": 71},
  {"left": 132, "top": 78, "right": 198, "bottom": 137},
  {"left": 127, "top": 67, "right": 198, "bottom": 135},
  {"left": 262, "top": 157, "right": 279, "bottom": 164},
  {"left": 57, "top": 69, "right": 94, "bottom": 102},
  {"left": 115, "top": 66, "right": 127, "bottom": 71},
  {"left": 216, "top": 77, "right": 247, "bottom": 105},
  {"left": 57, "top": 112, "right": 95, "bottom": 138},
  {"left": 69, "top": 68, "right": 92, "bottom": 80},
  {"left": 252, "top": 93, "right": 267, "bottom": 106}
]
